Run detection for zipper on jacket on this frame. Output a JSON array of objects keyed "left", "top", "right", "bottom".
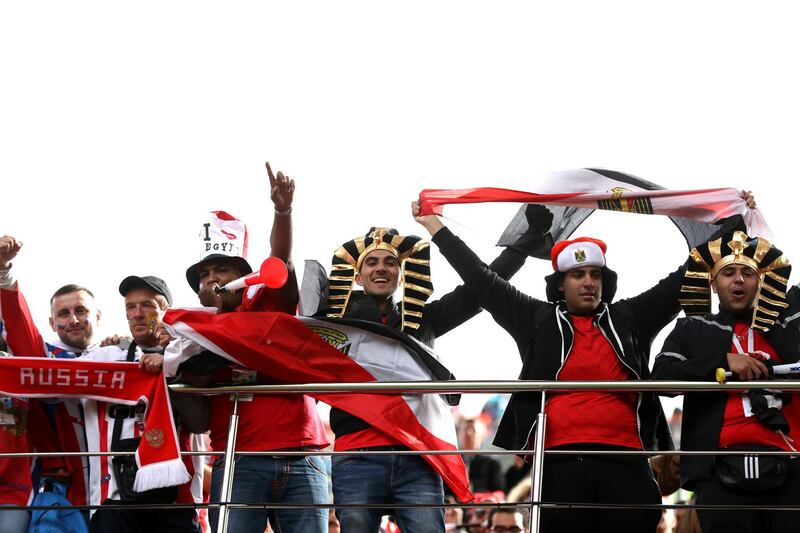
[
  {"left": 524, "top": 305, "right": 574, "bottom": 451},
  {"left": 596, "top": 305, "right": 647, "bottom": 451}
]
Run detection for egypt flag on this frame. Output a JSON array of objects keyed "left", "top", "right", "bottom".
[
  {"left": 419, "top": 168, "right": 771, "bottom": 257},
  {"left": 162, "top": 308, "right": 473, "bottom": 502}
]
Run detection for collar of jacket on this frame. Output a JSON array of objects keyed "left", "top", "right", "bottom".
[{"left": 554, "top": 301, "right": 640, "bottom": 379}]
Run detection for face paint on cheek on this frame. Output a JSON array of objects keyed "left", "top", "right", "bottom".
[{"left": 146, "top": 312, "right": 161, "bottom": 336}]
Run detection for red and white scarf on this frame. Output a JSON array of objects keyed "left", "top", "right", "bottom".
[
  {"left": 419, "top": 171, "right": 770, "bottom": 238},
  {"left": 0, "top": 356, "right": 189, "bottom": 492}
]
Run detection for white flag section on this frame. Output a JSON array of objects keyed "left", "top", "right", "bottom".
[
  {"left": 420, "top": 168, "right": 772, "bottom": 240},
  {"left": 162, "top": 307, "right": 474, "bottom": 502},
  {"left": 299, "top": 316, "right": 459, "bottom": 448}
]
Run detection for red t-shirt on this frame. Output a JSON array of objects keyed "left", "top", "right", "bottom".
[
  {"left": 544, "top": 315, "right": 642, "bottom": 449},
  {"left": 334, "top": 427, "right": 403, "bottom": 451},
  {"left": 208, "top": 284, "right": 329, "bottom": 452},
  {"left": 719, "top": 321, "right": 800, "bottom": 450}
]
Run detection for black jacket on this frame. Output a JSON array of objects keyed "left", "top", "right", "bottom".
[
  {"left": 433, "top": 227, "right": 682, "bottom": 453},
  {"left": 651, "top": 303, "right": 800, "bottom": 489},
  {"left": 329, "top": 244, "right": 528, "bottom": 438}
]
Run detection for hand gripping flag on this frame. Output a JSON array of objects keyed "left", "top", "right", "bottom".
[
  {"left": 162, "top": 308, "right": 474, "bottom": 502},
  {"left": 418, "top": 168, "right": 771, "bottom": 256},
  {"left": 0, "top": 356, "right": 189, "bottom": 492}
]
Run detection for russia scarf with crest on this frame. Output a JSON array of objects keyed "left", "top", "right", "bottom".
[{"left": 0, "top": 355, "right": 189, "bottom": 492}]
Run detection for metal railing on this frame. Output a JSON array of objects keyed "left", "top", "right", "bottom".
[{"left": 5, "top": 379, "right": 800, "bottom": 532}]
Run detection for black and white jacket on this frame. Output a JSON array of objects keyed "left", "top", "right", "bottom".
[
  {"left": 432, "top": 227, "right": 682, "bottom": 453},
  {"left": 651, "top": 301, "right": 800, "bottom": 489}
]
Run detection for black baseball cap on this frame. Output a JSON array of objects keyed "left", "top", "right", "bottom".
[{"left": 119, "top": 275, "right": 173, "bottom": 306}]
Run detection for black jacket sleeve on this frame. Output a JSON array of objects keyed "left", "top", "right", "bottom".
[
  {"left": 651, "top": 318, "right": 729, "bottom": 382},
  {"left": 620, "top": 262, "right": 687, "bottom": 343},
  {"left": 424, "top": 244, "right": 528, "bottom": 338},
  {"left": 432, "top": 227, "right": 548, "bottom": 344}
]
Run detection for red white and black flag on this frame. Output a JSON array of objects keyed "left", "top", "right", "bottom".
[
  {"left": 419, "top": 168, "right": 771, "bottom": 257},
  {"left": 162, "top": 309, "right": 473, "bottom": 502}
]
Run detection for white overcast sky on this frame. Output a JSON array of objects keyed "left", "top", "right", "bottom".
[{"left": 2, "top": 1, "right": 798, "bottom": 415}]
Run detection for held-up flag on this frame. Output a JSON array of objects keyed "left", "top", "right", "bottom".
[{"left": 162, "top": 309, "right": 474, "bottom": 502}]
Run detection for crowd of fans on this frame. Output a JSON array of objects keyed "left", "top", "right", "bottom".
[{"left": 1, "top": 170, "right": 798, "bottom": 533}]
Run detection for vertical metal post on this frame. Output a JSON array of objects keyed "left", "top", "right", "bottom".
[
  {"left": 529, "top": 391, "right": 547, "bottom": 533},
  {"left": 216, "top": 394, "right": 240, "bottom": 533}
]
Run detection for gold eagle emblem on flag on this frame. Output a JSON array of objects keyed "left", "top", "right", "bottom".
[{"left": 597, "top": 187, "right": 654, "bottom": 214}]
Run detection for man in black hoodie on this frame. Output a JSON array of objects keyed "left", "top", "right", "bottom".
[{"left": 412, "top": 201, "right": 693, "bottom": 533}]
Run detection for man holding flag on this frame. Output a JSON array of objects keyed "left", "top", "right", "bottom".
[
  {"left": 319, "top": 225, "right": 531, "bottom": 532},
  {"left": 411, "top": 189, "right": 756, "bottom": 533},
  {"left": 162, "top": 204, "right": 547, "bottom": 533}
]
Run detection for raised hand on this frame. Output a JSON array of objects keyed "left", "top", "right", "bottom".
[
  {"left": 0, "top": 235, "right": 22, "bottom": 270},
  {"left": 266, "top": 161, "right": 295, "bottom": 213},
  {"left": 411, "top": 200, "right": 444, "bottom": 236},
  {"left": 740, "top": 190, "right": 756, "bottom": 209}
]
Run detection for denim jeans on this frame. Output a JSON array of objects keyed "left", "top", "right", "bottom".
[
  {"left": 332, "top": 452, "right": 445, "bottom": 533},
  {"left": 209, "top": 455, "right": 329, "bottom": 533}
]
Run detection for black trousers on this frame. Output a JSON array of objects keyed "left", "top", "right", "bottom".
[
  {"left": 540, "top": 445, "right": 662, "bottom": 533},
  {"left": 90, "top": 503, "right": 199, "bottom": 533},
  {"left": 695, "top": 458, "right": 800, "bottom": 533}
]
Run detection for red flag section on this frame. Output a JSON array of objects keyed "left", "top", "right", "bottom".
[{"left": 163, "top": 308, "right": 474, "bottom": 502}]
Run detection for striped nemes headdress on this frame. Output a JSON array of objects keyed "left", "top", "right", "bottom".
[
  {"left": 680, "top": 230, "right": 791, "bottom": 331},
  {"left": 327, "top": 227, "right": 433, "bottom": 332}
]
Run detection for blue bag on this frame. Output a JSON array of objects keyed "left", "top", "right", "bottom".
[{"left": 27, "top": 478, "right": 89, "bottom": 533}]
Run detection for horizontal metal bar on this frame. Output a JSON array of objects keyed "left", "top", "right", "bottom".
[
  {"left": 3, "top": 448, "right": 798, "bottom": 459},
  {"left": 546, "top": 449, "right": 800, "bottom": 456},
  {"left": 5, "top": 501, "right": 800, "bottom": 512},
  {"left": 169, "top": 379, "right": 800, "bottom": 394},
  {"left": 0, "top": 450, "right": 225, "bottom": 458}
]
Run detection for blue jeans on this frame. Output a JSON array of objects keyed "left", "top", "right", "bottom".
[
  {"left": 332, "top": 452, "right": 444, "bottom": 533},
  {"left": 210, "top": 455, "right": 329, "bottom": 533}
]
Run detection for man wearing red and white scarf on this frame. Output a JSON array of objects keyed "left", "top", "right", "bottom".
[
  {"left": 84, "top": 275, "right": 198, "bottom": 532},
  {"left": 0, "top": 239, "right": 202, "bottom": 531},
  {"left": 0, "top": 235, "right": 105, "bottom": 532}
]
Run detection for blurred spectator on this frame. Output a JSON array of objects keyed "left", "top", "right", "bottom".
[
  {"left": 460, "top": 417, "right": 503, "bottom": 493},
  {"left": 445, "top": 495, "right": 465, "bottom": 532},
  {"left": 487, "top": 508, "right": 526, "bottom": 532},
  {"left": 462, "top": 492, "right": 503, "bottom": 532}
]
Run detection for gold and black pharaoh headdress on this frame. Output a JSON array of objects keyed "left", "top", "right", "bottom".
[
  {"left": 680, "top": 230, "right": 791, "bottom": 331},
  {"left": 327, "top": 227, "right": 433, "bottom": 332}
]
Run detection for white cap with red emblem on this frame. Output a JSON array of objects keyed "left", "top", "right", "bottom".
[{"left": 550, "top": 237, "right": 607, "bottom": 272}]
